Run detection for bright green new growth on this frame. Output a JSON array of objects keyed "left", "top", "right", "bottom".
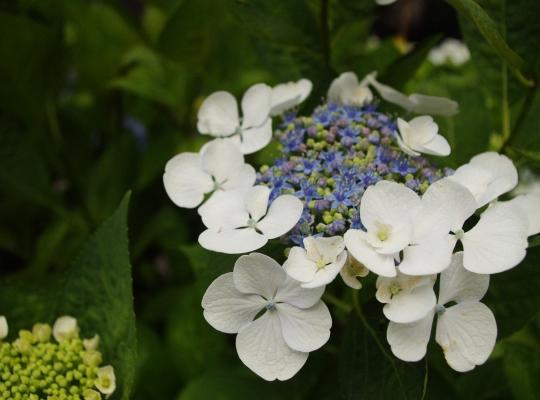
[{"left": 0, "top": 319, "right": 115, "bottom": 400}]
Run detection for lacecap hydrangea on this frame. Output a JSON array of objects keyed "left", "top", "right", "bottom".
[
  {"left": 0, "top": 316, "right": 116, "bottom": 400},
  {"left": 163, "top": 71, "right": 540, "bottom": 381}
]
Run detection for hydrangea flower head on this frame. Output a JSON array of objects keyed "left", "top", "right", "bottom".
[{"left": 257, "top": 101, "right": 453, "bottom": 245}]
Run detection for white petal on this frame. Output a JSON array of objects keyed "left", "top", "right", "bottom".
[
  {"left": 360, "top": 181, "right": 421, "bottom": 232},
  {"left": 236, "top": 311, "right": 308, "bottom": 381},
  {"left": 222, "top": 163, "right": 257, "bottom": 193},
  {"left": 451, "top": 152, "right": 518, "bottom": 207},
  {"left": 198, "top": 228, "right": 268, "bottom": 254},
  {"left": 340, "top": 255, "right": 369, "bottom": 290},
  {"left": 417, "top": 134, "right": 451, "bottom": 157},
  {"left": 327, "top": 72, "right": 359, "bottom": 103},
  {"left": 274, "top": 275, "right": 325, "bottom": 309},
  {"left": 407, "top": 116, "right": 438, "bottom": 145},
  {"left": 301, "top": 251, "right": 348, "bottom": 288},
  {"left": 256, "top": 195, "right": 304, "bottom": 239},
  {"left": 367, "top": 75, "right": 416, "bottom": 110},
  {"left": 407, "top": 94, "right": 459, "bottom": 116},
  {"left": 53, "top": 316, "right": 79, "bottom": 342},
  {"left": 233, "top": 253, "right": 286, "bottom": 299},
  {"left": 241, "top": 83, "right": 272, "bottom": 129},
  {"left": 398, "top": 235, "right": 456, "bottom": 275},
  {"left": 201, "top": 139, "right": 245, "bottom": 185},
  {"left": 435, "top": 302, "right": 497, "bottom": 372},
  {"left": 197, "top": 91, "right": 239, "bottom": 136},
  {"left": 387, "top": 311, "right": 434, "bottom": 362},
  {"left": 202, "top": 272, "right": 266, "bottom": 334},
  {"left": 270, "top": 79, "right": 312, "bottom": 116},
  {"left": 383, "top": 285, "right": 437, "bottom": 324},
  {"left": 197, "top": 190, "right": 248, "bottom": 230},
  {"left": 343, "top": 230, "right": 397, "bottom": 277},
  {"left": 304, "top": 236, "right": 345, "bottom": 264},
  {"left": 277, "top": 301, "right": 331, "bottom": 352},
  {"left": 244, "top": 186, "right": 271, "bottom": 222},
  {"left": 438, "top": 252, "right": 489, "bottom": 305},
  {"left": 505, "top": 194, "right": 540, "bottom": 236},
  {"left": 283, "top": 247, "right": 317, "bottom": 284},
  {"left": 0, "top": 316, "right": 8, "bottom": 340},
  {"left": 414, "top": 178, "right": 477, "bottom": 241},
  {"left": 462, "top": 202, "right": 528, "bottom": 274},
  {"left": 239, "top": 118, "right": 273, "bottom": 154},
  {"left": 163, "top": 153, "right": 214, "bottom": 208}
]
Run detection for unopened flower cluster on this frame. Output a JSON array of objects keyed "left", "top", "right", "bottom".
[
  {"left": 163, "top": 70, "right": 540, "bottom": 381},
  {"left": 0, "top": 316, "right": 116, "bottom": 399}
]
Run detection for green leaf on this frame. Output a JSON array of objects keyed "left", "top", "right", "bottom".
[
  {"left": 165, "top": 284, "right": 227, "bottom": 381},
  {"left": 529, "top": 235, "right": 540, "bottom": 248},
  {"left": 0, "top": 193, "right": 137, "bottom": 400},
  {"left": 177, "top": 369, "right": 293, "bottom": 400},
  {"left": 504, "top": 341, "right": 540, "bottom": 399},
  {"left": 339, "top": 309, "right": 426, "bottom": 400},
  {"left": 447, "top": 0, "right": 524, "bottom": 72},
  {"left": 486, "top": 246, "right": 540, "bottom": 337}
]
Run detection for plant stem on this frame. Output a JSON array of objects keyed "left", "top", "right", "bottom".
[
  {"left": 323, "top": 292, "right": 352, "bottom": 313},
  {"left": 502, "top": 86, "right": 537, "bottom": 152}
]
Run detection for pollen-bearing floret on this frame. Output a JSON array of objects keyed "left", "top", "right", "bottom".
[
  {"left": 162, "top": 71, "right": 540, "bottom": 381},
  {"left": 0, "top": 316, "right": 116, "bottom": 400},
  {"left": 257, "top": 102, "right": 453, "bottom": 245}
]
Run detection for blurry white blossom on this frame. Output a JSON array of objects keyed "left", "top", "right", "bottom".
[
  {"left": 202, "top": 253, "right": 331, "bottom": 381},
  {"left": 328, "top": 72, "right": 374, "bottom": 106},
  {"left": 428, "top": 38, "right": 470, "bottom": 66}
]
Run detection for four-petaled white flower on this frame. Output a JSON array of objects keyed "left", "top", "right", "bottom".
[
  {"left": 344, "top": 181, "right": 422, "bottom": 277},
  {"left": 365, "top": 72, "right": 459, "bottom": 116},
  {"left": 0, "top": 316, "right": 7, "bottom": 340},
  {"left": 197, "top": 83, "right": 273, "bottom": 154},
  {"left": 387, "top": 252, "right": 497, "bottom": 372},
  {"left": 163, "top": 139, "right": 255, "bottom": 209},
  {"left": 270, "top": 79, "right": 312, "bottom": 116},
  {"left": 202, "top": 253, "right": 332, "bottom": 381},
  {"left": 376, "top": 273, "right": 436, "bottom": 324},
  {"left": 340, "top": 254, "right": 370, "bottom": 289},
  {"left": 396, "top": 116, "right": 451, "bottom": 157},
  {"left": 284, "top": 236, "right": 348, "bottom": 288},
  {"left": 399, "top": 177, "right": 529, "bottom": 275},
  {"left": 198, "top": 185, "right": 303, "bottom": 254},
  {"left": 327, "top": 72, "right": 373, "bottom": 106},
  {"left": 449, "top": 152, "right": 518, "bottom": 208}
]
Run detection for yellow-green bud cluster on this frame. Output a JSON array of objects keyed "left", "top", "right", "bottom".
[{"left": 0, "top": 318, "right": 115, "bottom": 400}]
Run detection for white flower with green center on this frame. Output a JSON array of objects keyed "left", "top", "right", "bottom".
[
  {"left": 198, "top": 185, "right": 303, "bottom": 254},
  {"left": 376, "top": 273, "right": 437, "bottom": 324},
  {"left": 95, "top": 366, "right": 116, "bottom": 397},
  {"left": 270, "top": 79, "right": 312, "bottom": 116},
  {"left": 449, "top": 152, "right": 518, "bottom": 207},
  {"left": 53, "top": 315, "right": 79, "bottom": 342},
  {"left": 283, "top": 236, "right": 348, "bottom": 288},
  {"left": 202, "top": 253, "right": 332, "bottom": 381},
  {"left": 163, "top": 138, "right": 255, "bottom": 209},
  {"left": 344, "top": 181, "right": 422, "bottom": 277},
  {"left": 396, "top": 116, "right": 451, "bottom": 157},
  {"left": 387, "top": 252, "right": 497, "bottom": 372},
  {"left": 399, "top": 177, "right": 529, "bottom": 275},
  {"left": 197, "top": 83, "right": 273, "bottom": 154}
]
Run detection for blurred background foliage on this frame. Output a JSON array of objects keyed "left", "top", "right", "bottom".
[{"left": 0, "top": 0, "right": 539, "bottom": 399}]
